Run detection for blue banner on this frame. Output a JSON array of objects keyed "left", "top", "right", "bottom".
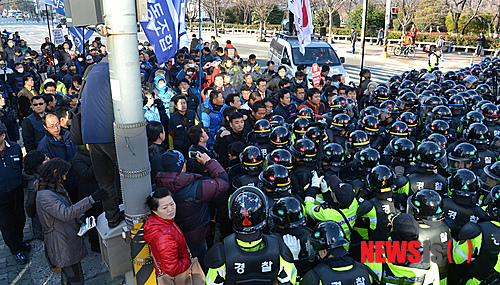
[
  {"left": 68, "top": 27, "right": 95, "bottom": 54},
  {"left": 45, "top": 0, "right": 66, "bottom": 16},
  {"left": 140, "top": 0, "right": 190, "bottom": 65}
]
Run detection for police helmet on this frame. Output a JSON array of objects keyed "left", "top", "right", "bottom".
[
  {"left": 270, "top": 115, "right": 285, "bottom": 128},
  {"left": 293, "top": 117, "right": 310, "bottom": 139},
  {"left": 449, "top": 169, "right": 479, "bottom": 206},
  {"left": 480, "top": 103, "right": 499, "bottom": 123},
  {"left": 309, "top": 221, "right": 349, "bottom": 252},
  {"left": 387, "top": 138, "right": 414, "bottom": 163},
  {"left": 298, "top": 107, "right": 316, "bottom": 122},
  {"left": 240, "top": 146, "right": 264, "bottom": 172},
  {"left": 415, "top": 142, "right": 445, "bottom": 169},
  {"left": 270, "top": 196, "right": 306, "bottom": 229},
  {"left": 398, "top": 112, "right": 418, "bottom": 131},
  {"left": 330, "top": 113, "right": 351, "bottom": 131},
  {"left": 388, "top": 121, "right": 409, "bottom": 138},
  {"left": 323, "top": 143, "right": 345, "bottom": 167},
  {"left": 291, "top": 138, "right": 316, "bottom": 162},
  {"left": 305, "top": 126, "right": 328, "bottom": 145},
  {"left": 368, "top": 165, "right": 395, "bottom": 194},
  {"left": 229, "top": 186, "right": 268, "bottom": 234},
  {"left": 448, "top": 94, "right": 466, "bottom": 111},
  {"left": 428, "top": 120, "right": 450, "bottom": 137},
  {"left": 360, "top": 115, "right": 379, "bottom": 136},
  {"left": 465, "top": 123, "right": 489, "bottom": 145},
  {"left": 354, "top": 148, "right": 380, "bottom": 172},
  {"left": 330, "top": 96, "right": 347, "bottom": 112},
  {"left": 254, "top": 119, "right": 272, "bottom": 139},
  {"left": 270, "top": 126, "right": 291, "bottom": 149},
  {"left": 266, "top": 149, "right": 294, "bottom": 170},
  {"left": 448, "top": 143, "right": 479, "bottom": 175},
  {"left": 259, "top": 164, "right": 292, "bottom": 192},
  {"left": 407, "top": 189, "right": 444, "bottom": 221},
  {"left": 479, "top": 161, "right": 500, "bottom": 194},
  {"left": 424, "top": 133, "right": 448, "bottom": 150},
  {"left": 346, "top": 130, "right": 370, "bottom": 153}
]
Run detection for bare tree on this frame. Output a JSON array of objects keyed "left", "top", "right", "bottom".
[
  {"left": 323, "top": 0, "right": 346, "bottom": 43},
  {"left": 394, "top": 0, "right": 418, "bottom": 32},
  {"left": 445, "top": 0, "right": 484, "bottom": 34},
  {"left": 186, "top": 0, "right": 199, "bottom": 31},
  {"left": 253, "top": 0, "right": 275, "bottom": 40},
  {"left": 476, "top": 0, "right": 499, "bottom": 37},
  {"left": 233, "top": 0, "right": 253, "bottom": 24}
]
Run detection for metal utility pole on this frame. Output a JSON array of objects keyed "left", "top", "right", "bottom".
[
  {"left": 381, "top": 0, "right": 391, "bottom": 57},
  {"left": 359, "top": 0, "right": 368, "bottom": 90},
  {"left": 102, "top": 0, "right": 155, "bottom": 284},
  {"left": 198, "top": 0, "right": 202, "bottom": 118}
]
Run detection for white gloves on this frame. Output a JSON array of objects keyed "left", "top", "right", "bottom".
[
  {"left": 319, "top": 178, "right": 329, "bottom": 193},
  {"left": 311, "top": 170, "right": 322, "bottom": 188},
  {"left": 283, "top": 234, "right": 301, "bottom": 260}
]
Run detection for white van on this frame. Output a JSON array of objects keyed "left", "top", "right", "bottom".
[{"left": 269, "top": 32, "right": 350, "bottom": 84}]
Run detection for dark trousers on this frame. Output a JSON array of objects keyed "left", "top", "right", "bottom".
[
  {"left": 89, "top": 143, "right": 121, "bottom": 224},
  {"left": 188, "top": 239, "right": 207, "bottom": 273},
  {"left": 0, "top": 188, "right": 26, "bottom": 255},
  {"left": 376, "top": 38, "right": 383, "bottom": 45},
  {"left": 61, "top": 262, "right": 84, "bottom": 285}
]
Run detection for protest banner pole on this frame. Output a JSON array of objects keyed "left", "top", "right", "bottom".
[
  {"left": 198, "top": 0, "right": 202, "bottom": 118},
  {"left": 102, "top": 0, "right": 155, "bottom": 284},
  {"left": 359, "top": 0, "right": 368, "bottom": 91},
  {"left": 45, "top": 4, "right": 52, "bottom": 42}
]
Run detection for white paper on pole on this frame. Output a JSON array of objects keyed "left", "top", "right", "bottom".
[{"left": 53, "top": 28, "right": 65, "bottom": 46}]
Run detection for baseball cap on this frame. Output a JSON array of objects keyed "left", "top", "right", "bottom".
[{"left": 327, "top": 175, "right": 355, "bottom": 208}]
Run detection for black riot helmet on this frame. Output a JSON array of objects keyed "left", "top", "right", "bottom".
[
  {"left": 309, "top": 221, "right": 349, "bottom": 253},
  {"left": 428, "top": 120, "right": 450, "bottom": 137},
  {"left": 388, "top": 121, "right": 409, "bottom": 139},
  {"left": 229, "top": 186, "right": 268, "bottom": 234},
  {"left": 305, "top": 126, "right": 329, "bottom": 145},
  {"left": 396, "top": 91, "right": 418, "bottom": 111},
  {"left": 270, "top": 115, "right": 285, "bottom": 128},
  {"left": 448, "top": 143, "right": 479, "bottom": 175},
  {"left": 387, "top": 138, "right": 415, "bottom": 163},
  {"left": 379, "top": 100, "right": 398, "bottom": 121},
  {"left": 400, "top": 80, "right": 415, "bottom": 91},
  {"left": 266, "top": 149, "right": 294, "bottom": 170},
  {"left": 420, "top": 96, "right": 442, "bottom": 117},
  {"left": 476, "top": 83, "right": 492, "bottom": 98},
  {"left": 293, "top": 117, "right": 310, "bottom": 139},
  {"left": 425, "top": 133, "right": 448, "bottom": 150},
  {"left": 346, "top": 130, "right": 371, "bottom": 153},
  {"left": 480, "top": 103, "right": 499, "bottom": 123},
  {"left": 330, "top": 96, "right": 347, "bottom": 113},
  {"left": 398, "top": 112, "right": 418, "bottom": 131},
  {"left": 254, "top": 119, "right": 272, "bottom": 139},
  {"left": 259, "top": 164, "right": 291, "bottom": 192},
  {"left": 415, "top": 81, "right": 429, "bottom": 94},
  {"left": 441, "top": 80, "right": 456, "bottom": 91},
  {"left": 363, "top": 106, "right": 381, "bottom": 120},
  {"left": 443, "top": 71, "right": 457, "bottom": 81},
  {"left": 372, "top": 86, "right": 390, "bottom": 104},
  {"left": 421, "top": 73, "right": 437, "bottom": 84},
  {"left": 479, "top": 161, "right": 500, "bottom": 194},
  {"left": 368, "top": 165, "right": 395, "bottom": 194},
  {"left": 443, "top": 88, "right": 458, "bottom": 98},
  {"left": 389, "top": 82, "right": 401, "bottom": 96},
  {"left": 240, "top": 146, "right": 264, "bottom": 172},
  {"left": 331, "top": 113, "right": 351, "bottom": 131},
  {"left": 270, "top": 196, "right": 306, "bottom": 229},
  {"left": 354, "top": 148, "right": 380, "bottom": 173},
  {"left": 453, "top": 84, "right": 467, "bottom": 92},
  {"left": 448, "top": 94, "right": 466, "bottom": 111},
  {"left": 360, "top": 115, "right": 380, "bottom": 136},
  {"left": 460, "top": 111, "right": 484, "bottom": 129},
  {"left": 432, "top": 69, "right": 443, "bottom": 82},
  {"left": 464, "top": 123, "right": 489, "bottom": 145},
  {"left": 431, "top": 106, "right": 452, "bottom": 122},
  {"left": 270, "top": 126, "right": 291, "bottom": 149},
  {"left": 291, "top": 138, "right": 317, "bottom": 162},
  {"left": 485, "top": 186, "right": 500, "bottom": 216},
  {"left": 323, "top": 143, "right": 345, "bottom": 167},
  {"left": 407, "top": 189, "right": 444, "bottom": 222},
  {"left": 298, "top": 107, "right": 316, "bottom": 122},
  {"left": 415, "top": 142, "right": 445, "bottom": 169},
  {"left": 390, "top": 75, "right": 402, "bottom": 83},
  {"left": 427, "top": 84, "right": 442, "bottom": 96},
  {"left": 449, "top": 169, "right": 479, "bottom": 206}
]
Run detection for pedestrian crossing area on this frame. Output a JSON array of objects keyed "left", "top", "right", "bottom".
[{"left": 343, "top": 63, "right": 415, "bottom": 84}]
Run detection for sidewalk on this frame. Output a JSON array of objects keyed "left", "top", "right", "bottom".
[
  {"left": 0, "top": 188, "right": 125, "bottom": 285},
  {"left": 331, "top": 40, "right": 476, "bottom": 71}
]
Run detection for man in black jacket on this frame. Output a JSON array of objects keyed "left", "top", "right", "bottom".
[
  {"left": 22, "top": 96, "right": 47, "bottom": 153},
  {"left": 168, "top": 95, "right": 199, "bottom": 157},
  {"left": 187, "top": 124, "right": 212, "bottom": 176},
  {"left": 214, "top": 112, "right": 247, "bottom": 169},
  {"left": 146, "top": 121, "right": 169, "bottom": 182},
  {"left": 273, "top": 88, "right": 297, "bottom": 121},
  {"left": 0, "top": 93, "right": 19, "bottom": 141},
  {"left": 243, "top": 100, "right": 267, "bottom": 134}
]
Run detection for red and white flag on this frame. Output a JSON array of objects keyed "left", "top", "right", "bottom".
[{"left": 288, "top": 0, "right": 314, "bottom": 55}]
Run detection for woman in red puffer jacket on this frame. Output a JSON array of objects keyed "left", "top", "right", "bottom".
[{"left": 144, "top": 188, "right": 191, "bottom": 279}]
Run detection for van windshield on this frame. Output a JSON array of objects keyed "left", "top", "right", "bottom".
[{"left": 291, "top": 47, "right": 340, "bottom": 66}]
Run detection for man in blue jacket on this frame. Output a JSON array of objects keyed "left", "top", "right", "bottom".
[
  {"left": 201, "top": 90, "right": 226, "bottom": 149},
  {"left": 0, "top": 123, "right": 29, "bottom": 264}
]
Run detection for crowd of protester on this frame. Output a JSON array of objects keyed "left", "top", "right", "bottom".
[{"left": 2, "top": 28, "right": 500, "bottom": 285}]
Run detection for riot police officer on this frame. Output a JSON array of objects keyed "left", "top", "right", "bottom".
[
  {"left": 339, "top": 148, "right": 380, "bottom": 200},
  {"left": 355, "top": 165, "right": 406, "bottom": 241},
  {"left": 478, "top": 161, "right": 500, "bottom": 206},
  {"left": 447, "top": 142, "right": 480, "bottom": 176},
  {"left": 290, "top": 139, "right": 316, "bottom": 199},
  {"left": 464, "top": 123, "right": 496, "bottom": 170},
  {"left": 408, "top": 189, "right": 451, "bottom": 284},
  {"left": 320, "top": 143, "right": 345, "bottom": 177},
  {"left": 407, "top": 142, "right": 448, "bottom": 196},
  {"left": 443, "top": 169, "right": 487, "bottom": 239},
  {"left": 205, "top": 186, "right": 297, "bottom": 284},
  {"left": 327, "top": 113, "right": 351, "bottom": 146},
  {"left": 271, "top": 196, "right": 313, "bottom": 279},
  {"left": 270, "top": 126, "right": 292, "bottom": 151},
  {"left": 300, "top": 221, "right": 379, "bottom": 285},
  {"left": 231, "top": 146, "right": 264, "bottom": 194},
  {"left": 250, "top": 119, "right": 273, "bottom": 157},
  {"left": 366, "top": 214, "right": 441, "bottom": 285}
]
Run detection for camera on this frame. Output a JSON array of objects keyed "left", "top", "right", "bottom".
[{"left": 188, "top": 151, "right": 198, "bottom": 158}]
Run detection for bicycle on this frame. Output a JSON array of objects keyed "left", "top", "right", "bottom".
[{"left": 393, "top": 43, "right": 416, "bottom": 59}]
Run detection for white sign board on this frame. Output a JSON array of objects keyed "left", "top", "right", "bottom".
[{"left": 53, "top": 28, "right": 65, "bottom": 46}]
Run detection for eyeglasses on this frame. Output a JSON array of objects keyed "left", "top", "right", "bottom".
[
  {"left": 33, "top": 103, "right": 46, "bottom": 106},
  {"left": 46, "top": 122, "right": 60, "bottom": 130}
]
